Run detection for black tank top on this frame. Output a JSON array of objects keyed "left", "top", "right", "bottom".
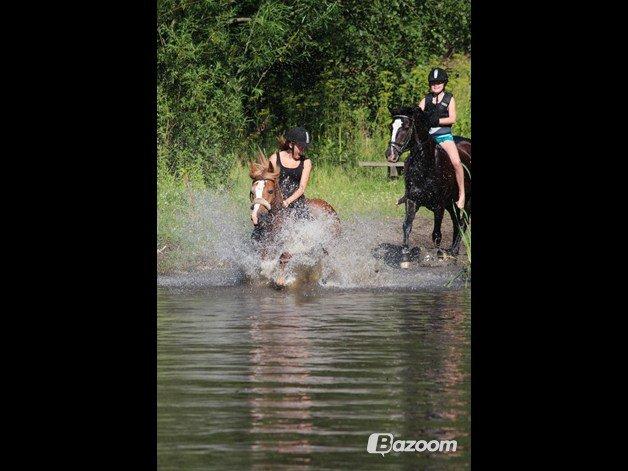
[
  {"left": 277, "top": 152, "right": 307, "bottom": 197},
  {"left": 277, "top": 151, "right": 309, "bottom": 213}
]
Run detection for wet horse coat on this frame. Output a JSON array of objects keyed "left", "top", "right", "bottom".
[{"left": 385, "top": 106, "right": 471, "bottom": 267}]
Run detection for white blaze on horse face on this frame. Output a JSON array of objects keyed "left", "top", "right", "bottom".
[
  {"left": 391, "top": 118, "right": 402, "bottom": 146},
  {"left": 252, "top": 180, "right": 265, "bottom": 221}
]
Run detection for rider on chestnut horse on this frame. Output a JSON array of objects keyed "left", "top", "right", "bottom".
[{"left": 249, "top": 128, "right": 339, "bottom": 286}]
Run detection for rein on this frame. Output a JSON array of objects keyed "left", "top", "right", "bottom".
[
  {"left": 390, "top": 114, "right": 430, "bottom": 157},
  {"left": 389, "top": 114, "right": 413, "bottom": 154},
  {"left": 251, "top": 178, "right": 283, "bottom": 211},
  {"left": 251, "top": 196, "right": 271, "bottom": 210}
]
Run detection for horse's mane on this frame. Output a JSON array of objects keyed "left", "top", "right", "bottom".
[
  {"left": 249, "top": 151, "right": 280, "bottom": 182},
  {"left": 390, "top": 105, "right": 432, "bottom": 141},
  {"left": 390, "top": 106, "right": 416, "bottom": 118}
]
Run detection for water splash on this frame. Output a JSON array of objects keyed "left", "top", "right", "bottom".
[{"left": 158, "top": 189, "right": 466, "bottom": 290}]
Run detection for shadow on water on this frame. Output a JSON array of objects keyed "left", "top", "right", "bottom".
[
  {"left": 158, "top": 287, "right": 471, "bottom": 470},
  {"left": 371, "top": 243, "right": 421, "bottom": 267}
]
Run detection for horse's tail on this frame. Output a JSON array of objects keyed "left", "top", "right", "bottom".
[{"left": 457, "top": 140, "right": 471, "bottom": 162}]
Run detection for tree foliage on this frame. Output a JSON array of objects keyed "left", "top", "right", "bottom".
[{"left": 157, "top": 0, "right": 471, "bottom": 184}]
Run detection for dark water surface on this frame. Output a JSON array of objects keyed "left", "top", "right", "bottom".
[{"left": 158, "top": 287, "right": 470, "bottom": 470}]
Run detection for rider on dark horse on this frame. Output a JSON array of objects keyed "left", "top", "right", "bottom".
[{"left": 419, "top": 68, "right": 466, "bottom": 209}]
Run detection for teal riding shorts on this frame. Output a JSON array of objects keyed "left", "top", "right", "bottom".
[{"left": 434, "top": 133, "right": 454, "bottom": 144}]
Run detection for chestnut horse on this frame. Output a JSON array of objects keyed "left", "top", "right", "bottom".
[
  {"left": 385, "top": 106, "right": 471, "bottom": 268},
  {"left": 248, "top": 153, "right": 339, "bottom": 286}
]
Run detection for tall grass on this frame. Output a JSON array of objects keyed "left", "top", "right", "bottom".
[
  {"left": 445, "top": 204, "right": 471, "bottom": 287},
  {"left": 458, "top": 208, "right": 471, "bottom": 283}
]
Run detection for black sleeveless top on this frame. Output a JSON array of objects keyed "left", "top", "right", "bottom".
[{"left": 277, "top": 151, "right": 309, "bottom": 212}]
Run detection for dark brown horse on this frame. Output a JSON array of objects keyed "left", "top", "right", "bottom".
[
  {"left": 385, "top": 106, "right": 471, "bottom": 268},
  {"left": 249, "top": 153, "right": 339, "bottom": 286}
]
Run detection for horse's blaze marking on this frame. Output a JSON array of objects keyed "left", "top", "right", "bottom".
[
  {"left": 252, "top": 180, "right": 265, "bottom": 217},
  {"left": 391, "top": 118, "right": 402, "bottom": 149}
]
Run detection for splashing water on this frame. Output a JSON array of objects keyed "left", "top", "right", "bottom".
[{"left": 158, "top": 189, "right": 466, "bottom": 290}]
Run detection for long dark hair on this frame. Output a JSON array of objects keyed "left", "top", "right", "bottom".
[
  {"left": 276, "top": 134, "right": 292, "bottom": 152},
  {"left": 276, "top": 134, "right": 308, "bottom": 159}
]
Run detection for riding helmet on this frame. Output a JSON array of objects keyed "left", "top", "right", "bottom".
[
  {"left": 285, "top": 127, "right": 312, "bottom": 148},
  {"left": 428, "top": 67, "right": 448, "bottom": 84}
]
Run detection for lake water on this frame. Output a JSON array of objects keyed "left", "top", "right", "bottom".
[{"left": 158, "top": 286, "right": 470, "bottom": 469}]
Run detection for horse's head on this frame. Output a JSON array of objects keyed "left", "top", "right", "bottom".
[
  {"left": 386, "top": 106, "right": 415, "bottom": 162},
  {"left": 249, "top": 152, "right": 281, "bottom": 226},
  {"left": 385, "top": 106, "right": 432, "bottom": 162}
]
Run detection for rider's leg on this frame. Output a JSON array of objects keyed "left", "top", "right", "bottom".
[{"left": 439, "top": 139, "right": 465, "bottom": 209}]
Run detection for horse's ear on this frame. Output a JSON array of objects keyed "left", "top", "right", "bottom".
[
  {"left": 268, "top": 159, "right": 275, "bottom": 173},
  {"left": 249, "top": 160, "right": 260, "bottom": 180},
  {"left": 256, "top": 148, "right": 268, "bottom": 166},
  {"left": 389, "top": 106, "right": 399, "bottom": 116}
]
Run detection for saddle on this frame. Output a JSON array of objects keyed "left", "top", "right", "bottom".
[{"left": 396, "top": 135, "right": 466, "bottom": 205}]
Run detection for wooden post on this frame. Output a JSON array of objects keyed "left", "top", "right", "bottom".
[{"left": 358, "top": 161, "right": 404, "bottom": 179}]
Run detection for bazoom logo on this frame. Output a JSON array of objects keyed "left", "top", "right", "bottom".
[{"left": 367, "top": 433, "right": 457, "bottom": 456}]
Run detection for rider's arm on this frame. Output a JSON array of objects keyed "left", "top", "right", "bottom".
[
  {"left": 284, "top": 159, "right": 311, "bottom": 205},
  {"left": 437, "top": 96, "right": 457, "bottom": 126},
  {"left": 418, "top": 98, "right": 426, "bottom": 110},
  {"left": 269, "top": 152, "right": 278, "bottom": 170}
]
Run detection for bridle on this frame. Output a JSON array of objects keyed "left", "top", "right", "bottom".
[
  {"left": 250, "top": 178, "right": 274, "bottom": 211},
  {"left": 389, "top": 114, "right": 415, "bottom": 154},
  {"left": 389, "top": 114, "right": 432, "bottom": 155}
]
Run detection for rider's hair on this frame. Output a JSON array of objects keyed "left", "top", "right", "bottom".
[{"left": 276, "top": 134, "right": 292, "bottom": 151}]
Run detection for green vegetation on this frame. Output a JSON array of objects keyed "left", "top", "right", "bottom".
[{"left": 158, "top": 0, "right": 471, "bottom": 180}]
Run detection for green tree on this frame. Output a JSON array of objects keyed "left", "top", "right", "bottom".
[{"left": 157, "top": 0, "right": 471, "bottom": 184}]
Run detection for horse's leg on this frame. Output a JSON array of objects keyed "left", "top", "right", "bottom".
[
  {"left": 258, "top": 245, "right": 277, "bottom": 281},
  {"left": 432, "top": 206, "right": 444, "bottom": 254},
  {"left": 275, "top": 251, "right": 292, "bottom": 287},
  {"left": 447, "top": 207, "right": 463, "bottom": 255},
  {"left": 454, "top": 208, "right": 470, "bottom": 256},
  {"left": 401, "top": 199, "right": 418, "bottom": 269}
]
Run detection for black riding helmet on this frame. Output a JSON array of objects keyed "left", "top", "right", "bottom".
[
  {"left": 285, "top": 127, "right": 312, "bottom": 149},
  {"left": 428, "top": 67, "right": 448, "bottom": 84}
]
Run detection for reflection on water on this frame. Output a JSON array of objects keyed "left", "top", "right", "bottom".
[{"left": 158, "top": 287, "right": 470, "bottom": 469}]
